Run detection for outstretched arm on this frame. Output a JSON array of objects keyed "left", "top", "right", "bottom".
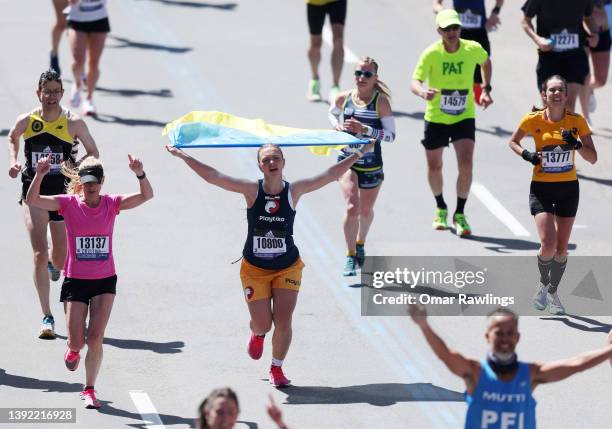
[
  {"left": 119, "top": 154, "right": 154, "bottom": 210},
  {"left": 166, "top": 145, "right": 258, "bottom": 200},
  {"left": 409, "top": 304, "right": 479, "bottom": 392},
  {"left": 25, "top": 156, "right": 60, "bottom": 211},
  {"left": 532, "top": 342, "right": 612, "bottom": 389},
  {"left": 290, "top": 141, "right": 374, "bottom": 205}
]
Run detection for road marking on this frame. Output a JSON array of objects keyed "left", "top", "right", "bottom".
[
  {"left": 573, "top": 224, "right": 588, "bottom": 229},
  {"left": 129, "top": 390, "right": 165, "bottom": 429},
  {"left": 322, "top": 24, "right": 359, "bottom": 63},
  {"left": 471, "top": 182, "right": 531, "bottom": 237}
]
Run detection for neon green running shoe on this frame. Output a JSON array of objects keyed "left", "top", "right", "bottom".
[
  {"left": 307, "top": 79, "right": 322, "bottom": 102},
  {"left": 432, "top": 208, "right": 448, "bottom": 230},
  {"left": 453, "top": 213, "right": 472, "bottom": 237}
]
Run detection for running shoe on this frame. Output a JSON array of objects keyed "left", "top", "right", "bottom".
[
  {"left": 355, "top": 243, "right": 365, "bottom": 268},
  {"left": 64, "top": 348, "right": 81, "bottom": 371},
  {"left": 453, "top": 213, "right": 472, "bottom": 237},
  {"left": 343, "top": 255, "right": 357, "bottom": 276},
  {"left": 82, "top": 99, "right": 96, "bottom": 116},
  {"left": 307, "top": 79, "right": 322, "bottom": 102},
  {"left": 50, "top": 53, "right": 60, "bottom": 76},
  {"left": 328, "top": 85, "right": 340, "bottom": 105},
  {"left": 269, "top": 365, "right": 291, "bottom": 388},
  {"left": 39, "top": 315, "right": 55, "bottom": 339},
  {"left": 48, "top": 261, "right": 61, "bottom": 282},
  {"left": 81, "top": 388, "right": 101, "bottom": 409},
  {"left": 432, "top": 208, "right": 448, "bottom": 230},
  {"left": 70, "top": 85, "right": 82, "bottom": 108},
  {"left": 546, "top": 292, "right": 566, "bottom": 315},
  {"left": 247, "top": 333, "right": 264, "bottom": 360},
  {"left": 588, "top": 91, "right": 597, "bottom": 113},
  {"left": 533, "top": 282, "right": 549, "bottom": 311}
]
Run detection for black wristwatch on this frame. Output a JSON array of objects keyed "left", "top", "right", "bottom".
[{"left": 481, "top": 84, "right": 492, "bottom": 93}]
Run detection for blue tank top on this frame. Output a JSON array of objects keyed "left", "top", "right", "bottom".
[
  {"left": 243, "top": 180, "right": 299, "bottom": 270},
  {"left": 454, "top": 0, "right": 487, "bottom": 30},
  {"left": 338, "top": 90, "right": 383, "bottom": 169},
  {"left": 465, "top": 360, "right": 537, "bottom": 429}
]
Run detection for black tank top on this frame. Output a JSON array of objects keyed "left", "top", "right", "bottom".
[{"left": 243, "top": 180, "right": 299, "bottom": 270}]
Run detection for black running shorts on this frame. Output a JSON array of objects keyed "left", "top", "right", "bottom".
[
  {"left": 421, "top": 119, "right": 476, "bottom": 150},
  {"left": 67, "top": 17, "right": 111, "bottom": 33},
  {"left": 529, "top": 180, "right": 579, "bottom": 218},
  {"left": 60, "top": 275, "right": 117, "bottom": 304},
  {"left": 20, "top": 181, "right": 64, "bottom": 222},
  {"left": 537, "top": 50, "right": 589, "bottom": 86},
  {"left": 307, "top": 0, "right": 347, "bottom": 35}
]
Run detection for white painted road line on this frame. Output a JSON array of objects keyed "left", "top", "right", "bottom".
[
  {"left": 322, "top": 24, "right": 359, "bottom": 63},
  {"left": 471, "top": 182, "right": 531, "bottom": 237},
  {"left": 129, "top": 390, "right": 166, "bottom": 429}
]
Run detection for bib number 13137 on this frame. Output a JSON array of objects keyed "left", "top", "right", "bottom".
[{"left": 76, "top": 236, "right": 109, "bottom": 260}]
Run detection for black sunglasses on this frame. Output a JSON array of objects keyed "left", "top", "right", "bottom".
[
  {"left": 441, "top": 24, "right": 461, "bottom": 32},
  {"left": 354, "top": 70, "right": 375, "bottom": 78}
]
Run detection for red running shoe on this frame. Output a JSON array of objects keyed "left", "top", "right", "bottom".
[
  {"left": 81, "top": 388, "right": 101, "bottom": 409},
  {"left": 247, "top": 333, "right": 264, "bottom": 360},
  {"left": 269, "top": 365, "right": 291, "bottom": 388},
  {"left": 64, "top": 349, "right": 80, "bottom": 371}
]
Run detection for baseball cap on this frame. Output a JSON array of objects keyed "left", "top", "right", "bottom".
[{"left": 436, "top": 9, "right": 461, "bottom": 29}]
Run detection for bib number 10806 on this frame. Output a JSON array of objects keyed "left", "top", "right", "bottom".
[{"left": 254, "top": 237, "right": 284, "bottom": 250}]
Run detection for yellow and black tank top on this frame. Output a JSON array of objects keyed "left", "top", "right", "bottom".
[{"left": 22, "top": 109, "right": 77, "bottom": 190}]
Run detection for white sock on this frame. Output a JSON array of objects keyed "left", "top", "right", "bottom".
[{"left": 271, "top": 358, "right": 283, "bottom": 367}]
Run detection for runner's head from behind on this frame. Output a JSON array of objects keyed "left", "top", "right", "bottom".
[
  {"left": 485, "top": 308, "right": 520, "bottom": 357},
  {"left": 257, "top": 144, "right": 285, "bottom": 179},
  {"left": 198, "top": 387, "right": 239, "bottom": 429},
  {"left": 353, "top": 57, "right": 392, "bottom": 99},
  {"left": 37, "top": 69, "right": 64, "bottom": 111},
  {"left": 62, "top": 156, "right": 105, "bottom": 201},
  {"left": 436, "top": 9, "right": 462, "bottom": 47}
]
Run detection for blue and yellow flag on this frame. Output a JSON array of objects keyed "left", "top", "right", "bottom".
[{"left": 162, "top": 111, "right": 367, "bottom": 150}]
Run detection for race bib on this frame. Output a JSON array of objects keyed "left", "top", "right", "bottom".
[
  {"left": 551, "top": 30, "right": 579, "bottom": 52},
  {"left": 541, "top": 147, "right": 573, "bottom": 173},
  {"left": 76, "top": 236, "right": 109, "bottom": 261},
  {"left": 440, "top": 89, "right": 468, "bottom": 115},
  {"left": 32, "top": 147, "right": 63, "bottom": 174},
  {"left": 253, "top": 230, "right": 286, "bottom": 259},
  {"left": 459, "top": 10, "right": 482, "bottom": 29}
]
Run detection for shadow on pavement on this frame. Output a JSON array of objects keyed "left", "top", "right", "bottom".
[
  {"left": 108, "top": 36, "right": 192, "bottom": 53},
  {"left": 55, "top": 335, "right": 185, "bottom": 353},
  {"left": 96, "top": 87, "right": 173, "bottom": 98},
  {"left": 143, "top": 0, "right": 238, "bottom": 9},
  {"left": 463, "top": 234, "right": 576, "bottom": 253},
  {"left": 97, "top": 401, "right": 195, "bottom": 428},
  {"left": 90, "top": 114, "right": 166, "bottom": 128},
  {"left": 281, "top": 382, "right": 463, "bottom": 406},
  {"left": 0, "top": 368, "right": 82, "bottom": 393},
  {"left": 577, "top": 173, "right": 612, "bottom": 187},
  {"left": 0, "top": 129, "right": 8, "bottom": 137},
  {"left": 539, "top": 314, "right": 612, "bottom": 333}
]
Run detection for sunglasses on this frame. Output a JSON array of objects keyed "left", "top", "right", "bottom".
[
  {"left": 41, "top": 89, "right": 63, "bottom": 96},
  {"left": 441, "top": 24, "right": 461, "bottom": 32},
  {"left": 354, "top": 70, "right": 375, "bottom": 78}
]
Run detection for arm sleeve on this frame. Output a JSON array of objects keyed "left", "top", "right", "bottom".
[
  {"left": 328, "top": 104, "right": 342, "bottom": 128},
  {"left": 362, "top": 116, "right": 396, "bottom": 143}
]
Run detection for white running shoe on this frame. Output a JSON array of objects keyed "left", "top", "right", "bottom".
[
  {"left": 547, "top": 292, "right": 566, "bottom": 315},
  {"left": 70, "top": 85, "right": 82, "bottom": 108},
  {"left": 82, "top": 99, "right": 96, "bottom": 116},
  {"left": 533, "top": 282, "right": 549, "bottom": 311}
]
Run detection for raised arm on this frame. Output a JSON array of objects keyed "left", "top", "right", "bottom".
[
  {"left": 119, "top": 154, "right": 154, "bottom": 210},
  {"left": 290, "top": 141, "right": 373, "bottom": 205},
  {"left": 532, "top": 343, "right": 612, "bottom": 389},
  {"left": 432, "top": 0, "right": 444, "bottom": 14},
  {"left": 409, "top": 304, "right": 479, "bottom": 392},
  {"left": 166, "top": 145, "right": 258, "bottom": 201},
  {"left": 70, "top": 116, "right": 99, "bottom": 160},
  {"left": 24, "top": 156, "right": 61, "bottom": 211},
  {"left": 486, "top": 0, "right": 504, "bottom": 30},
  {"left": 7, "top": 114, "right": 29, "bottom": 178}
]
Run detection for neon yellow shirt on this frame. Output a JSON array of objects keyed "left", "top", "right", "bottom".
[
  {"left": 306, "top": 0, "right": 338, "bottom": 5},
  {"left": 412, "top": 39, "right": 488, "bottom": 124}
]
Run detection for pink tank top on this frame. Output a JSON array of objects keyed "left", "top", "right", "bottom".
[{"left": 58, "top": 194, "right": 122, "bottom": 279}]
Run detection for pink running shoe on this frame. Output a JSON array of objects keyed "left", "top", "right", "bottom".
[
  {"left": 269, "top": 365, "right": 291, "bottom": 388},
  {"left": 64, "top": 349, "right": 80, "bottom": 371},
  {"left": 81, "top": 388, "right": 101, "bottom": 409},
  {"left": 247, "top": 333, "right": 264, "bottom": 360}
]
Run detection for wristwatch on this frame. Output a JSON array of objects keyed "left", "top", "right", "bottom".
[{"left": 481, "top": 84, "right": 492, "bottom": 94}]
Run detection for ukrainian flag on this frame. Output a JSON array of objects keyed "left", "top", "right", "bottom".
[{"left": 162, "top": 111, "right": 367, "bottom": 149}]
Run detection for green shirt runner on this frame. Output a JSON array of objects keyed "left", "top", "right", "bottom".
[{"left": 412, "top": 39, "right": 488, "bottom": 124}]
